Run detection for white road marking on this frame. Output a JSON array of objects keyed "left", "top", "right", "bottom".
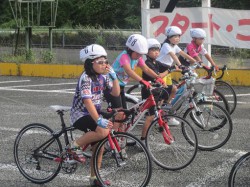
[
  {"left": 186, "top": 151, "right": 247, "bottom": 187},
  {"left": 0, "top": 87, "right": 74, "bottom": 94},
  {"left": 0, "top": 80, "right": 30, "bottom": 84},
  {"left": 231, "top": 93, "right": 250, "bottom": 97},
  {"left": 0, "top": 82, "right": 76, "bottom": 88}
]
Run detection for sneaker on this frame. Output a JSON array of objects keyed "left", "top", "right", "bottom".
[
  {"left": 90, "top": 177, "right": 111, "bottom": 187},
  {"left": 70, "top": 143, "right": 86, "bottom": 164},
  {"left": 120, "top": 149, "right": 128, "bottom": 159},
  {"left": 168, "top": 118, "right": 180, "bottom": 126}
]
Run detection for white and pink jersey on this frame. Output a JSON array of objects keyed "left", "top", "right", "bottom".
[{"left": 185, "top": 41, "right": 208, "bottom": 58}]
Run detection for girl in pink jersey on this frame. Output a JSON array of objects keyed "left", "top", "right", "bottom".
[{"left": 180, "top": 28, "right": 219, "bottom": 71}]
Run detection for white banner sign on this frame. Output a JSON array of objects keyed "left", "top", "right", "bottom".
[{"left": 142, "top": 7, "right": 250, "bottom": 49}]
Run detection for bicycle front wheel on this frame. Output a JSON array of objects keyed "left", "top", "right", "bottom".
[
  {"left": 183, "top": 102, "right": 233, "bottom": 151},
  {"left": 14, "top": 123, "right": 62, "bottom": 184},
  {"left": 228, "top": 152, "right": 250, "bottom": 187},
  {"left": 146, "top": 115, "right": 198, "bottom": 170},
  {"left": 93, "top": 132, "right": 152, "bottom": 187}
]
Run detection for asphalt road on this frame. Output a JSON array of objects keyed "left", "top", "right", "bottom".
[{"left": 0, "top": 76, "right": 249, "bottom": 187}]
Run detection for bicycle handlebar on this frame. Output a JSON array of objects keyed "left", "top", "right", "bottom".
[{"left": 139, "top": 81, "right": 163, "bottom": 89}]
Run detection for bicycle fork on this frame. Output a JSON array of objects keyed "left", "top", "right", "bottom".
[
  {"left": 108, "top": 131, "right": 126, "bottom": 167},
  {"left": 157, "top": 110, "right": 174, "bottom": 144},
  {"left": 191, "top": 99, "right": 211, "bottom": 129}
]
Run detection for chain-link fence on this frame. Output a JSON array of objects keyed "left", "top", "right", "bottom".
[{"left": 0, "top": 28, "right": 249, "bottom": 68}]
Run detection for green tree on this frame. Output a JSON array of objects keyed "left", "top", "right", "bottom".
[{"left": 1, "top": 0, "right": 249, "bottom": 29}]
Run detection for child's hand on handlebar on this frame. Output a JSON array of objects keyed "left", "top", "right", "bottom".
[
  {"left": 97, "top": 116, "right": 113, "bottom": 129},
  {"left": 155, "top": 77, "right": 165, "bottom": 86},
  {"left": 139, "top": 79, "right": 151, "bottom": 89},
  {"left": 214, "top": 65, "right": 219, "bottom": 71}
]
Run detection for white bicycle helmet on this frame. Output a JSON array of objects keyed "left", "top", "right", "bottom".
[
  {"left": 126, "top": 34, "right": 148, "bottom": 55},
  {"left": 190, "top": 28, "right": 206, "bottom": 38},
  {"left": 80, "top": 44, "right": 107, "bottom": 62},
  {"left": 147, "top": 38, "right": 161, "bottom": 49},
  {"left": 165, "top": 26, "right": 182, "bottom": 37}
]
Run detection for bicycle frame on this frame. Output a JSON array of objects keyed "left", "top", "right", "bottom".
[
  {"left": 125, "top": 94, "right": 155, "bottom": 132},
  {"left": 124, "top": 86, "right": 174, "bottom": 145},
  {"left": 168, "top": 70, "right": 211, "bottom": 129}
]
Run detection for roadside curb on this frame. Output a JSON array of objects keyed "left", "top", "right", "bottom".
[{"left": 0, "top": 62, "right": 249, "bottom": 86}]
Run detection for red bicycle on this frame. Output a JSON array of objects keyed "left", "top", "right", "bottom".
[{"left": 119, "top": 83, "right": 198, "bottom": 170}]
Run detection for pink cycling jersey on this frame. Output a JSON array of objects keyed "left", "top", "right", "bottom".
[
  {"left": 112, "top": 50, "right": 145, "bottom": 86},
  {"left": 185, "top": 41, "right": 207, "bottom": 58}
]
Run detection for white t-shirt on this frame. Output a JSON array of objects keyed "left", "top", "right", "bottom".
[{"left": 157, "top": 43, "right": 182, "bottom": 66}]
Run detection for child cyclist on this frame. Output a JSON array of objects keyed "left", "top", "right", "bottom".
[
  {"left": 105, "top": 33, "right": 165, "bottom": 110},
  {"left": 179, "top": 28, "right": 219, "bottom": 71},
  {"left": 70, "top": 44, "right": 120, "bottom": 187},
  {"left": 157, "top": 26, "right": 197, "bottom": 78},
  {"left": 156, "top": 26, "right": 198, "bottom": 125},
  {"left": 140, "top": 38, "right": 178, "bottom": 143},
  {"left": 104, "top": 34, "right": 165, "bottom": 146}
]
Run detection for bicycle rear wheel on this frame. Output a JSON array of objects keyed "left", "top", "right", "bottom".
[
  {"left": 14, "top": 123, "right": 62, "bottom": 184},
  {"left": 228, "top": 152, "right": 250, "bottom": 187},
  {"left": 146, "top": 115, "right": 198, "bottom": 170},
  {"left": 183, "top": 102, "right": 233, "bottom": 151},
  {"left": 93, "top": 132, "right": 152, "bottom": 187},
  {"left": 215, "top": 80, "right": 237, "bottom": 114}
]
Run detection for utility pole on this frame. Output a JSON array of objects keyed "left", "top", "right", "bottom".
[
  {"left": 202, "top": 0, "right": 212, "bottom": 65},
  {"left": 141, "top": 0, "right": 151, "bottom": 38}
]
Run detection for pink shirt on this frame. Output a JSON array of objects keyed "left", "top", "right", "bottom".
[
  {"left": 119, "top": 54, "right": 145, "bottom": 67},
  {"left": 112, "top": 50, "right": 145, "bottom": 86},
  {"left": 185, "top": 41, "right": 207, "bottom": 58}
]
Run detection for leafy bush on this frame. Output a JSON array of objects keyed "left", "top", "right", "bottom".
[{"left": 41, "top": 50, "right": 55, "bottom": 64}]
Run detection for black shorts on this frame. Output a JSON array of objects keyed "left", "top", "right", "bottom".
[
  {"left": 104, "top": 86, "right": 126, "bottom": 109},
  {"left": 73, "top": 115, "right": 97, "bottom": 132},
  {"left": 178, "top": 56, "right": 190, "bottom": 67},
  {"left": 141, "top": 85, "right": 173, "bottom": 116}
]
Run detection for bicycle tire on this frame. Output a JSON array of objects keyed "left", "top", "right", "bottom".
[
  {"left": 93, "top": 132, "right": 152, "bottom": 187},
  {"left": 183, "top": 102, "right": 233, "bottom": 151},
  {"left": 215, "top": 80, "right": 237, "bottom": 114},
  {"left": 228, "top": 152, "right": 250, "bottom": 187},
  {"left": 14, "top": 123, "right": 62, "bottom": 184},
  {"left": 146, "top": 114, "right": 198, "bottom": 170}
]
